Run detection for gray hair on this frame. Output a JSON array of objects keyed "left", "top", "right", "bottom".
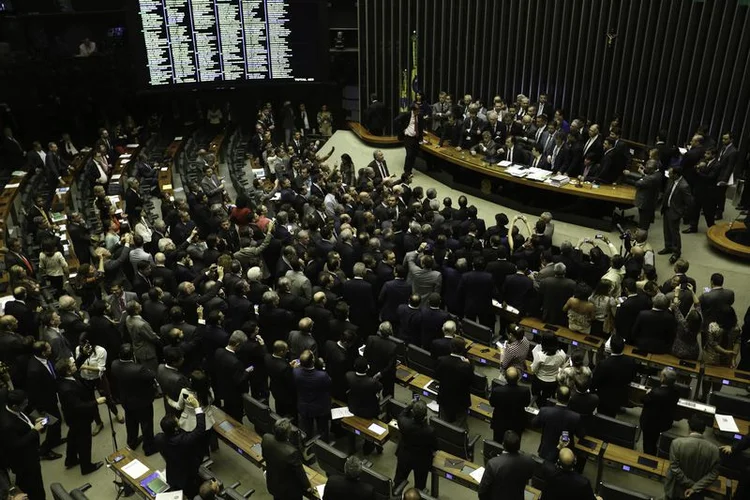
[
  {"left": 353, "top": 262, "right": 366, "bottom": 277},
  {"left": 442, "top": 320, "right": 457, "bottom": 335},
  {"left": 487, "top": 110, "right": 498, "bottom": 121},
  {"left": 429, "top": 199, "right": 440, "bottom": 211},
  {"left": 661, "top": 368, "right": 677, "bottom": 386},
  {"left": 378, "top": 321, "right": 393, "bottom": 337},
  {"left": 652, "top": 293, "right": 669, "bottom": 310},
  {"left": 553, "top": 263, "right": 567, "bottom": 277},
  {"left": 344, "top": 456, "right": 363, "bottom": 479},
  {"left": 560, "top": 240, "right": 573, "bottom": 252},
  {"left": 229, "top": 330, "right": 248, "bottom": 347}
]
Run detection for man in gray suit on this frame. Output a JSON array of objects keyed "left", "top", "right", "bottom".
[
  {"left": 404, "top": 243, "right": 442, "bottom": 300},
  {"left": 665, "top": 415, "right": 720, "bottom": 499},
  {"left": 659, "top": 166, "right": 693, "bottom": 264},
  {"left": 125, "top": 300, "right": 162, "bottom": 372},
  {"left": 635, "top": 161, "right": 663, "bottom": 230},
  {"left": 107, "top": 283, "right": 139, "bottom": 323},
  {"left": 698, "top": 273, "right": 735, "bottom": 325}
]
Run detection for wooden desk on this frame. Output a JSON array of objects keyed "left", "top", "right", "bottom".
[
  {"left": 339, "top": 414, "right": 390, "bottom": 447},
  {"left": 602, "top": 443, "right": 667, "bottom": 479},
  {"left": 575, "top": 436, "right": 605, "bottom": 460},
  {"left": 649, "top": 352, "right": 700, "bottom": 377},
  {"left": 713, "top": 415, "right": 750, "bottom": 439},
  {"left": 431, "top": 450, "right": 540, "bottom": 499},
  {"left": 107, "top": 448, "right": 178, "bottom": 499},
  {"left": 519, "top": 318, "right": 603, "bottom": 352},
  {"left": 622, "top": 345, "right": 652, "bottom": 364},
  {"left": 706, "top": 476, "right": 739, "bottom": 498},
  {"left": 420, "top": 134, "right": 635, "bottom": 205},
  {"left": 304, "top": 465, "right": 327, "bottom": 499},
  {"left": 158, "top": 139, "right": 183, "bottom": 195},
  {"left": 212, "top": 407, "right": 265, "bottom": 467},
  {"left": 465, "top": 341, "right": 503, "bottom": 369},
  {"left": 707, "top": 222, "right": 750, "bottom": 260},
  {"left": 406, "top": 372, "right": 493, "bottom": 422},
  {"left": 703, "top": 365, "right": 750, "bottom": 390},
  {"left": 347, "top": 121, "right": 401, "bottom": 147},
  {"left": 395, "top": 363, "right": 417, "bottom": 386}
]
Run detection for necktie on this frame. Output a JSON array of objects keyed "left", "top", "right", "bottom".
[
  {"left": 119, "top": 295, "right": 126, "bottom": 312},
  {"left": 17, "top": 253, "right": 33, "bottom": 274},
  {"left": 47, "top": 360, "right": 56, "bottom": 378}
]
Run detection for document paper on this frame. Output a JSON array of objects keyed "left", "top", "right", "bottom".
[
  {"left": 469, "top": 466, "right": 485, "bottom": 483},
  {"left": 367, "top": 423, "right": 387, "bottom": 435},
  {"left": 716, "top": 414, "right": 740, "bottom": 433},
  {"left": 331, "top": 407, "right": 354, "bottom": 420},
  {"left": 122, "top": 459, "right": 149, "bottom": 479}
]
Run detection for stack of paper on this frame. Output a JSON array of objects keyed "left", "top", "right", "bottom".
[
  {"left": 469, "top": 466, "right": 485, "bottom": 483},
  {"left": 5, "top": 183, "right": 20, "bottom": 189},
  {"left": 11, "top": 171, "right": 26, "bottom": 177},
  {"left": 526, "top": 167, "right": 552, "bottom": 182},
  {"left": 331, "top": 407, "right": 354, "bottom": 420},
  {"left": 506, "top": 166, "right": 528, "bottom": 178},
  {"left": 122, "top": 459, "right": 149, "bottom": 479},
  {"left": 497, "top": 160, "right": 513, "bottom": 167},
  {"left": 716, "top": 414, "right": 739, "bottom": 432},
  {"left": 368, "top": 423, "right": 387, "bottom": 435}
]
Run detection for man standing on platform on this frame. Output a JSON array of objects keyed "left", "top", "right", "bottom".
[
  {"left": 395, "top": 103, "right": 424, "bottom": 176},
  {"left": 659, "top": 166, "right": 693, "bottom": 264}
]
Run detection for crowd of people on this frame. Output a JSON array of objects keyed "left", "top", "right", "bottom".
[{"left": 0, "top": 93, "right": 746, "bottom": 500}]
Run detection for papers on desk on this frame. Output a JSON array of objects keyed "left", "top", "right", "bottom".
[
  {"left": 678, "top": 398, "right": 716, "bottom": 414},
  {"left": 160, "top": 167, "right": 169, "bottom": 171},
  {"left": 156, "top": 492, "right": 182, "bottom": 500},
  {"left": 331, "top": 407, "right": 354, "bottom": 420},
  {"left": 58, "top": 224, "right": 66, "bottom": 232},
  {"left": 126, "top": 143, "right": 140, "bottom": 148},
  {"left": 469, "top": 466, "right": 485, "bottom": 483},
  {"left": 368, "top": 423, "right": 387, "bottom": 435},
  {"left": 119, "top": 154, "right": 132, "bottom": 159},
  {"left": 120, "top": 159, "right": 130, "bottom": 165},
  {"left": 427, "top": 401, "right": 440, "bottom": 413},
  {"left": 11, "top": 171, "right": 27, "bottom": 177},
  {"left": 315, "top": 484, "right": 326, "bottom": 499},
  {"left": 678, "top": 147, "right": 688, "bottom": 155},
  {"left": 174, "top": 136, "right": 183, "bottom": 141},
  {"left": 497, "top": 160, "right": 513, "bottom": 167},
  {"left": 548, "top": 174, "right": 570, "bottom": 187},
  {"left": 506, "top": 165, "right": 529, "bottom": 177},
  {"left": 716, "top": 414, "right": 740, "bottom": 433},
  {"left": 162, "top": 184, "right": 173, "bottom": 191},
  {"left": 4, "top": 183, "right": 20, "bottom": 189},
  {"left": 111, "top": 174, "right": 122, "bottom": 181},
  {"left": 525, "top": 168, "right": 551, "bottom": 182},
  {"left": 122, "top": 459, "right": 149, "bottom": 479}
]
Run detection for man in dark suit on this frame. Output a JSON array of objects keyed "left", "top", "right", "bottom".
[
  {"left": 396, "top": 294, "right": 422, "bottom": 345},
  {"left": 142, "top": 287, "right": 169, "bottom": 333},
  {"left": 502, "top": 261, "right": 535, "bottom": 315},
  {"left": 111, "top": 343, "right": 157, "bottom": 455},
  {"left": 5, "top": 287, "right": 37, "bottom": 338},
  {"left": 394, "top": 103, "right": 424, "bottom": 175},
  {"left": 294, "top": 349, "right": 332, "bottom": 442},
  {"left": 25, "top": 341, "right": 63, "bottom": 460},
  {"left": 430, "top": 319, "right": 457, "bottom": 360},
  {"left": 435, "top": 337, "right": 473, "bottom": 428},
  {"left": 304, "top": 292, "right": 333, "bottom": 347},
  {"left": 266, "top": 341, "right": 297, "bottom": 418},
  {"left": 346, "top": 357, "right": 383, "bottom": 454},
  {"left": 684, "top": 148, "right": 721, "bottom": 233},
  {"left": 44, "top": 142, "right": 68, "bottom": 196},
  {"left": 368, "top": 150, "right": 391, "bottom": 186},
  {"left": 155, "top": 347, "right": 189, "bottom": 416},
  {"left": 699, "top": 273, "right": 735, "bottom": 325},
  {"left": 591, "top": 335, "right": 637, "bottom": 417},
  {"left": 541, "top": 448, "right": 600, "bottom": 500},
  {"left": 641, "top": 368, "right": 680, "bottom": 455},
  {"left": 262, "top": 418, "right": 312, "bottom": 500},
  {"left": 456, "top": 108, "right": 485, "bottom": 150},
  {"left": 660, "top": 166, "right": 693, "bottom": 263},
  {"left": 214, "top": 331, "right": 252, "bottom": 422},
  {"left": 55, "top": 357, "right": 105, "bottom": 474},
  {"left": 323, "top": 330, "right": 355, "bottom": 403},
  {"left": 614, "top": 279, "right": 652, "bottom": 343},
  {"left": 363, "top": 94, "right": 387, "bottom": 136},
  {"left": 532, "top": 386, "right": 584, "bottom": 462},
  {"left": 538, "top": 263, "right": 576, "bottom": 326},
  {"left": 635, "top": 161, "right": 663, "bottom": 230},
  {"left": 393, "top": 400, "right": 437, "bottom": 491},
  {"left": 0, "top": 390, "right": 47, "bottom": 500},
  {"left": 581, "top": 124, "right": 603, "bottom": 163},
  {"left": 420, "top": 293, "right": 451, "bottom": 349},
  {"left": 458, "top": 256, "right": 495, "bottom": 327},
  {"left": 631, "top": 294, "right": 677, "bottom": 355},
  {"left": 342, "top": 263, "right": 378, "bottom": 337},
  {"left": 500, "top": 136, "right": 527, "bottom": 165},
  {"left": 323, "top": 456, "right": 375, "bottom": 500},
  {"left": 155, "top": 393, "right": 206, "bottom": 498},
  {"left": 379, "top": 265, "right": 411, "bottom": 326},
  {"left": 5, "top": 238, "right": 36, "bottom": 279},
  {"left": 478, "top": 430, "right": 535, "bottom": 500},
  {"left": 364, "top": 322, "right": 399, "bottom": 398},
  {"left": 489, "top": 367, "right": 531, "bottom": 444},
  {"left": 715, "top": 131, "right": 738, "bottom": 219}
]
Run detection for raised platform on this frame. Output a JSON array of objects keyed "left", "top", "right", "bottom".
[
  {"left": 347, "top": 121, "right": 401, "bottom": 147},
  {"left": 707, "top": 221, "right": 750, "bottom": 260}
]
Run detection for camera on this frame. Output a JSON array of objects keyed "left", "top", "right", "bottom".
[{"left": 616, "top": 223, "right": 633, "bottom": 252}]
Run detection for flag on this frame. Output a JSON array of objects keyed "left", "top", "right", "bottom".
[
  {"left": 399, "top": 69, "right": 409, "bottom": 112},
  {"left": 410, "top": 32, "right": 419, "bottom": 101}
]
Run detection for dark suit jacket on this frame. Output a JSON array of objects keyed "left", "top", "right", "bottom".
[
  {"left": 420, "top": 308, "right": 451, "bottom": 349},
  {"left": 213, "top": 347, "right": 251, "bottom": 403},
  {"left": 342, "top": 278, "right": 377, "bottom": 331},
  {"left": 60, "top": 310, "right": 88, "bottom": 349},
  {"left": 718, "top": 143, "right": 739, "bottom": 182},
  {"left": 532, "top": 405, "right": 584, "bottom": 461},
  {"left": 111, "top": 360, "right": 155, "bottom": 409},
  {"left": 151, "top": 266, "right": 177, "bottom": 295},
  {"left": 635, "top": 171, "right": 663, "bottom": 212},
  {"left": 323, "top": 474, "right": 375, "bottom": 500},
  {"left": 661, "top": 176, "right": 693, "bottom": 217},
  {"left": 266, "top": 354, "right": 297, "bottom": 412},
  {"left": 614, "top": 294, "right": 652, "bottom": 342},
  {"left": 458, "top": 270, "right": 494, "bottom": 318},
  {"left": 541, "top": 468, "right": 598, "bottom": 500},
  {"left": 4, "top": 300, "right": 37, "bottom": 338},
  {"left": 261, "top": 434, "right": 311, "bottom": 499},
  {"left": 0, "top": 408, "right": 41, "bottom": 467},
  {"left": 345, "top": 372, "right": 382, "bottom": 419},
  {"left": 458, "top": 117, "right": 486, "bottom": 148},
  {"left": 396, "top": 409, "right": 438, "bottom": 464},
  {"left": 632, "top": 309, "right": 677, "bottom": 354},
  {"left": 155, "top": 412, "right": 206, "bottom": 493},
  {"left": 394, "top": 111, "right": 425, "bottom": 141},
  {"left": 502, "top": 273, "right": 534, "bottom": 313},
  {"left": 26, "top": 357, "right": 58, "bottom": 411},
  {"left": 489, "top": 383, "right": 531, "bottom": 434},
  {"left": 699, "top": 288, "right": 735, "bottom": 324},
  {"left": 364, "top": 335, "right": 398, "bottom": 381},
  {"left": 323, "top": 341, "right": 353, "bottom": 402},
  {"left": 154, "top": 364, "right": 188, "bottom": 405},
  {"left": 294, "top": 366, "right": 331, "bottom": 417},
  {"left": 640, "top": 384, "right": 680, "bottom": 433},
  {"left": 57, "top": 376, "right": 97, "bottom": 426},
  {"left": 435, "top": 355, "right": 473, "bottom": 417},
  {"left": 591, "top": 354, "right": 637, "bottom": 416},
  {"left": 538, "top": 276, "right": 576, "bottom": 326},
  {"left": 478, "top": 452, "right": 536, "bottom": 500},
  {"left": 379, "top": 279, "right": 411, "bottom": 324}
]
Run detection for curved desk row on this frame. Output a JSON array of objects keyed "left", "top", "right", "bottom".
[
  {"left": 347, "top": 121, "right": 401, "bottom": 147},
  {"left": 707, "top": 222, "right": 750, "bottom": 260},
  {"left": 158, "top": 138, "right": 184, "bottom": 196},
  {"left": 420, "top": 133, "right": 636, "bottom": 206}
]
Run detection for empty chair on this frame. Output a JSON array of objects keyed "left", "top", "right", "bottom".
[
  {"left": 656, "top": 430, "right": 683, "bottom": 459},
  {"left": 460, "top": 318, "right": 493, "bottom": 345},
  {"left": 598, "top": 481, "right": 654, "bottom": 500},
  {"left": 386, "top": 397, "right": 408, "bottom": 422},
  {"left": 709, "top": 391, "right": 750, "bottom": 421},
  {"left": 482, "top": 439, "right": 504, "bottom": 463},
  {"left": 471, "top": 371, "right": 488, "bottom": 398},
  {"left": 587, "top": 414, "right": 639, "bottom": 449},
  {"left": 312, "top": 439, "right": 348, "bottom": 476},
  {"left": 530, "top": 454, "right": 552, "bottom": 491},
  {"left": 430, "top": 417, "right": 480, "bottom": 461},
  {"left": 388, "top": 335, "right": 407, "bottom": 362},
  {"left": 50, "top": 484, "right": 75, "bottom": 500},
  {"left": 242, "top": 394, "right": 276, "bottom": 436},
  {"left": 407, "top": 343, "right": 437, "bottom": 377},
  {"left": 361, "top": 466, "right": 408, "bottom": 500}
]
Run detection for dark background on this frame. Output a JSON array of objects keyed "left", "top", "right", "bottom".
[{"left": 359, "top": 0, "right": 750, "bottom": 152}]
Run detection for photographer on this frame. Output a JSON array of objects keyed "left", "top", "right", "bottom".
[{"left": 75, "top": 333, "right": 123, "bottom": 435}]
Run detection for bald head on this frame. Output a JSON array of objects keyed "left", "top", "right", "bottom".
[
  {"left": 505, "top": 367, "right": 519, "bottom": 385},
  {"left": 313, "top": 291, "right": 326, "bottom": 304},
  {"left": 299, "top": 317, "right": 313, "bottom": 332},
  {"left": 558, "top": 448, "right": 575, "bottom": 469},
  {"left": 402, "top": 488, "right": 422, "bottom": 500}
]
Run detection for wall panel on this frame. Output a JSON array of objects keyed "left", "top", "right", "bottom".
[{"left": 359, "top": 0, "right": 750, "bottom": 151}]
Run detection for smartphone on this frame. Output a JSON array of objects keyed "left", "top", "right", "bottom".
[
  {"left": 412, "top": 393, "right": 420, "bottom": 402},
  {"left": 40, "top": 417, "right": 49, "bottom": 426},
  {"left": 561, "top": 431, "right": 570, "bottom": 444}
]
